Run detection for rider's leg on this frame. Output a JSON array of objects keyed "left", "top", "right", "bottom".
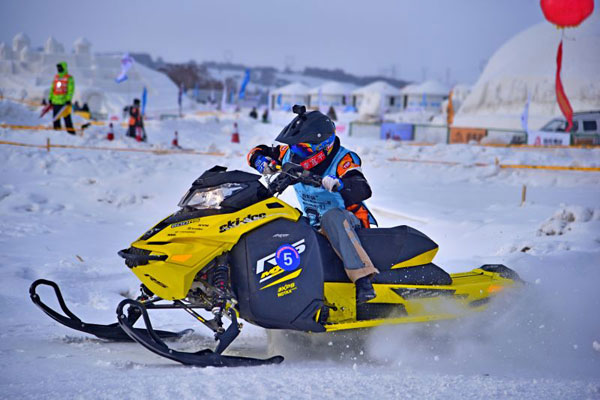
[{"left": 320, "top": 208, "right": 377, "bottom": 302}]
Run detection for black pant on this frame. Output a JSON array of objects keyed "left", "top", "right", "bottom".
[
  {"left": 52, "top": 104, "right": 75, "bottom": 134},
  {"left": 128, "top": 125, "right": 147, "bottom": 141}
]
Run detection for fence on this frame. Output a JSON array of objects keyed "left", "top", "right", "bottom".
[{"left": 349, "top": 121, "right": 599, "bottom": 146}]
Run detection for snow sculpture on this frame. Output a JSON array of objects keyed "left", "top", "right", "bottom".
[
  {"left": 73, "top": 38, "right": 91, "bottom": 55},
  {"left": 12, "top": 33, "right": 31, "bottom": 53},
  {"left": 44, "top": 37, "right": 64, "bottom": 54}
]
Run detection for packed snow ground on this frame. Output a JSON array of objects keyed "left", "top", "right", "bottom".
[{"left": 1, "top": 102, "right": 599, "bottom": 399}]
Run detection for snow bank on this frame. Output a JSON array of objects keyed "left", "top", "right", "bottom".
[{"left": 0, "top": 99, "right": 39, "bottom": 125}]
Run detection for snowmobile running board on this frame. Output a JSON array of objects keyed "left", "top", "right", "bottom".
[
  {"left": 117, "top": 299, "right": 284, "bottom": 367},
  {"left": 29, "top": 279, "right": 187, "bottom": 342}
]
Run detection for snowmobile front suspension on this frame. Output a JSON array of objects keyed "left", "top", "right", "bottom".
[
  {"left": 29, "top": 279, "right": 187, "bottom": 341},
  {"left": 116, "top": 298, "right": 284, "bottom": 367}
]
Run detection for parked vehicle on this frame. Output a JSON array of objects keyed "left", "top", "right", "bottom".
[{"left": 541, "top": 111, "right": 600, "bottom": 145}]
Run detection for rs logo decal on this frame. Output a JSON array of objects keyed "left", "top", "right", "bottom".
[{"left": 255, "top": 239, "right": 305, "bottom": 284}]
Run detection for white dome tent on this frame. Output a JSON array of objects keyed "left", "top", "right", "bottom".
[
  {"left": 454, "top": 13, "right": 600, "bottom": 131},
  {"left": 352, "top": 80, "right": 402, "bottom": 116},
  {"left": 400, "top": 80, "right": 449, "bottom": 112},
  {"left": 270, "top": 82, "right": 310, "bottom": 110},
  {"left": 308, "top": 81, "right": 356, "bottom": 109}
]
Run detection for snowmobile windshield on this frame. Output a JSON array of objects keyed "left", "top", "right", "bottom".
[{"left": 177, "top": 183, "right": 245, "bottom": 210}]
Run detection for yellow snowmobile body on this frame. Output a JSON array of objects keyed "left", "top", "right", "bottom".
[{"left": 123, "top": 166, "right": 521, "bottom": 334}]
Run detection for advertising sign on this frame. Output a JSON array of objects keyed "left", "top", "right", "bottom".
[
  {"left": 449, "top": 127, "right": 487, "bottom": 144},
  {"left": 380, "top": 122, "right": 414, "bottom": 141},
  {"left": 527, "top": 131, "right": 570, "bottom": 146}
]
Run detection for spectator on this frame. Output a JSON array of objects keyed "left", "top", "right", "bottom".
[
  {"left": 249, "top": 107, "right": 258, "bottom": 119},
  {"left": 127, "top": 98, "right": 146, "bottom": 141},
  {"left": 48, "top": 61, "right": 75, "bottom": 134},
  {"left": 327, "top": 105, "right": 337, "bottom": 121}
]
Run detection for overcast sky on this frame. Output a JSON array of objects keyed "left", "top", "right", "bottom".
[{"left": 1, "top": 0, "right": 547, "bottom": 84}]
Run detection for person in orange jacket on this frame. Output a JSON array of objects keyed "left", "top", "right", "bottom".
[
  {"left": 127, "top": 98, "right": 146, "bottom": 141},
  {"left": 48, "top": 61, "right": 75, "bottom": 134}
]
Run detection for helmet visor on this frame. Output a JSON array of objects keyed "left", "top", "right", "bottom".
[{"left": 290, "top": 135, "right": 335, "bottom": 158}]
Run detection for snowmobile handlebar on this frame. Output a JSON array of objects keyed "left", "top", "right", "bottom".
[{"left": 268, "top": 162, "right": 322, "bottom": 195}]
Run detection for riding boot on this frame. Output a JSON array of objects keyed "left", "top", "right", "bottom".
[{"left": 355, "top": 276, "right": 376, "bottom": 304}]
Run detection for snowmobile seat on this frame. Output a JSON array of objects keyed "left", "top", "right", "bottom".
[{"left": 319, "top": 225, "right": 452, "bottom": 285}]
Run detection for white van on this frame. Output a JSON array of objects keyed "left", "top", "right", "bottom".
[{"left": 541, "top": 111, "right": 599, "bottom": 145}]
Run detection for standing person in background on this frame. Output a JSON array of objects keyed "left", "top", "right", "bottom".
[
  {"left": 127, "top": 98, "right": 146, "bottom": 141},
  {"left": 249, "top": 107, "right": 258, "bottom": 119},
  {"left": 49, "top": 62, "right": 75, "bottom": 135}
]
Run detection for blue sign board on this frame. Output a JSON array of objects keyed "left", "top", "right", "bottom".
[{"left": 380, "top": 122, "right": 414, "bottom": 141}]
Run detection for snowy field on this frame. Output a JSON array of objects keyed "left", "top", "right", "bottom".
[{"left": 1, "top": 101, "right": 600, "bottom": 399}]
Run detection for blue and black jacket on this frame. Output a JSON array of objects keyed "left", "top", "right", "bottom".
[{"left": 247, "top": 137, "right": 376, "bottom": 228}]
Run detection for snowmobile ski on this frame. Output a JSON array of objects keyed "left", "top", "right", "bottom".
[
  {"left": 30, "top": 279, "right": 188, "bottom": 342},
  {"left": 117, "top": 299, "right": 284, "bottom": 367}
]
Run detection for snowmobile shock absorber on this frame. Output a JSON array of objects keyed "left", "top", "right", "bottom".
[
  {"left": 212, "top": 265, "right": 229, "bottom": 295},
  {"left": 210, "top": 266, "right": 228, "bottom": 319}
]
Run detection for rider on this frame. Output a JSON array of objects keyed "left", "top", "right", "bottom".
[{"left": 247, "top": 105, "right": 378, "bottom": 303}]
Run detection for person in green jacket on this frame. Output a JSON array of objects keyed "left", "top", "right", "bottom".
[{"left": 48, "top": 61, "right": 75, "bottom": 134}]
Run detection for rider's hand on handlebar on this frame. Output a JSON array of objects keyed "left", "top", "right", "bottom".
[
  {"left": 322, "top": 175, "right": 344, "bottom": 192},
  {"left": 254, "top": 155, "right": 278, "bottom": 175}
]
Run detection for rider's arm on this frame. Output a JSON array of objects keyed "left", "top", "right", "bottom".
[
  {"left": 339, "top": 170, "right": 372, "bottom": 205},
  {"left": 335, "top": 152, "right": 372, "bottom": 205},
  {"left": 247, "top": 145, "right": 288, "bottom": 171}
]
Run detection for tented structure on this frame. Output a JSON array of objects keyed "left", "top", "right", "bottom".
[
  {"left": 270, "top": 82, "right": 310, "bottom": 110},
  {"left": 454, "top": 13, "right": 600, "bottom": 130},
  {"left": 352, "top": 80, "right": 402, "bottom": 110},
  {"left": 308, "top": 81, "right": 356, "bottom": 109},
  {"left": 400, "top": 80, "right": 449, "bottom": 112}
]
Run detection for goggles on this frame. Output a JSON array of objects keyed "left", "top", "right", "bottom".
[{"left": 290, "top": 135, "right": 334, "bottom": 158}]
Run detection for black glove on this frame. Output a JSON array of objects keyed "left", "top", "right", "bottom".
[{"left": 66, "top": 101, "right": 71, "bottom": 105}]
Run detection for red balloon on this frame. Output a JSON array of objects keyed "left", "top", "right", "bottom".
[{"left": 540, "top": 0, "right": 594, "bottom": 27}]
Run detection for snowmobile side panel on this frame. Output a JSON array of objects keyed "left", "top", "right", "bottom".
[
  {"left": 322, "top": 266, "right": 520, "bottom": 328},
  {"left": 230, "top": 217, "right": 325, "bottom": 332},
  {"left": 123, "top": 198, "right": 301, "bottom": 300}
]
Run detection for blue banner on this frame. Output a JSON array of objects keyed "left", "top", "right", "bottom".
[
  {"left": 141, "top": 87, "right": 147, "bottom": 116},
  {"left": 381, "top": 122, "right": 414, "bottom": 141},
  {"left": 238, "top": 69, "right": 251, "bottom": 100}
]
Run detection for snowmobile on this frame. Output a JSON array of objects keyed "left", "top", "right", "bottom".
[{"left": 30, "top": 163, "right": 523, "bottom": 367}]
